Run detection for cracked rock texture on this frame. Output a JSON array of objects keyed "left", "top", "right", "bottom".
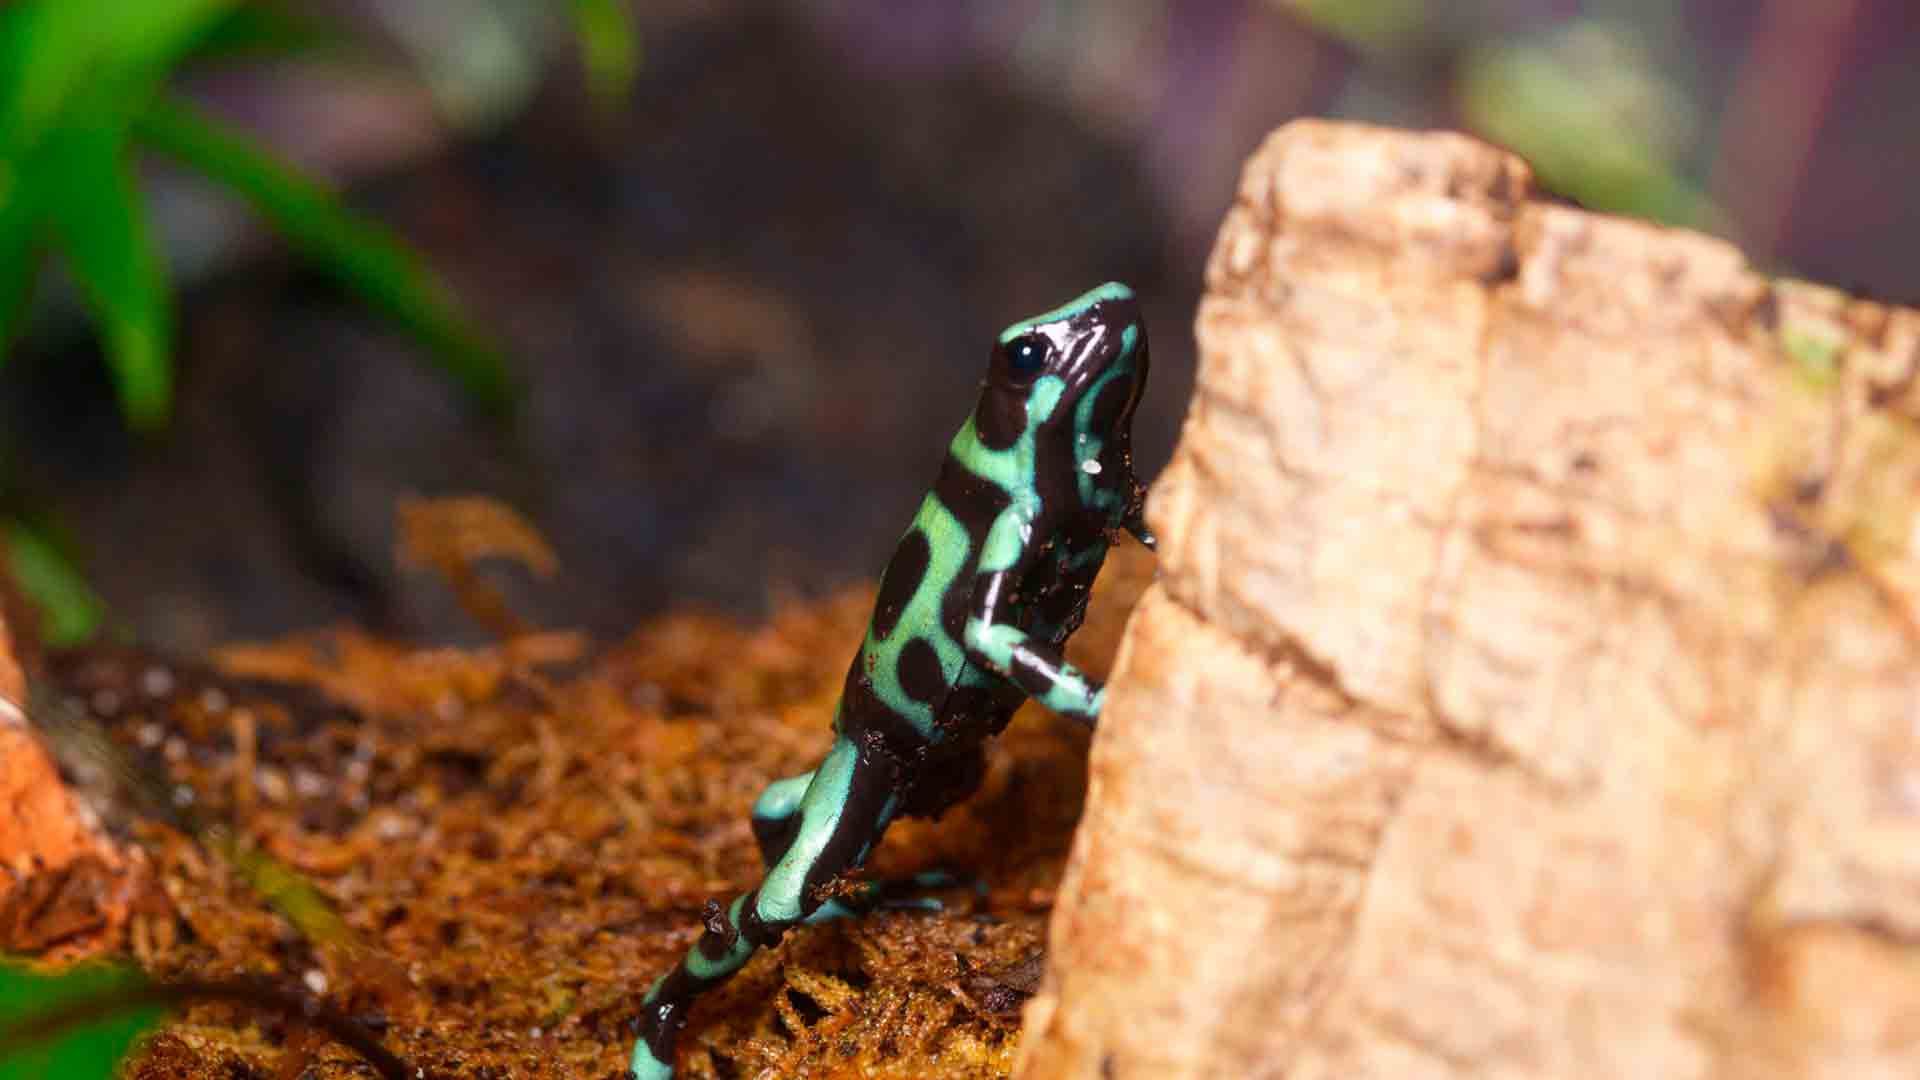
[{"left": 1015, "top": 120, "right": 1920, "bottom": 1079}]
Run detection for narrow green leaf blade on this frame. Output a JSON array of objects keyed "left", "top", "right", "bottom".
[
  {"left": 65, "top": 0, "right": 240, "bottom": 80},
  {"left": 0, "top": 165, "right": 43, "bottom": 353},
  {"left": 187, "top": 2, "right": 352, "bottom": 64},
  {"left": 569, "top": 0, "right": 640, "bottom": 109},
  {"left": 0, "top": 0, "right": 240, "bottom": 152},
  {"left": 137, "top": 97, "right": 514, "bottom": 414},
  {"left": 0, "top": 961, "right": 162, "bottom": 1080},
  {"left": 4, "top": 520, "right": 105, "bottom": 646},
  {"left": 0, "top": 248, "right": 41, "bottom": 358},
  {"left": 35, "top": 126, "right": 173, "bottom": 430},
  {"left": 0, "top": 3, "right": 77, "bottom": 155}
]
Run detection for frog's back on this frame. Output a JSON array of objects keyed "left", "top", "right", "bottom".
[{"left": 842, "top": 454, "right": 1020, "bottom": 745}]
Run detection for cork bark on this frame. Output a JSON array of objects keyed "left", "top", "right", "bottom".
[
  {"left": 1016, "top": 120, "right": 1920, "bottom": 1079},
  {"left": 0, "top": 606, "right": 142, "bottom": 955}
]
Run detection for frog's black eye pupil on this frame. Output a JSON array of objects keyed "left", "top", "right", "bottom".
[{"left": 1008, "top": 337, "right": 1047, "bottom": 378}]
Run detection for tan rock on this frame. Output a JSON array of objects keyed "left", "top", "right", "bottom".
[{"left": 1018, "top": 120, "right": 1920, "bottom": 1079}]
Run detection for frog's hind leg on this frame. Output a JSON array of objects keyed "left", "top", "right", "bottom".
[
  {"left": 801, "top": 746, "right": 991, "bottom": 925},
  {"left": 630, "top": 735, "right": 899, "bottom": 1080},
  {"left": 754, "top": 771, "right": 927, "bottom": 925},
  {"left": 749, "top": 768, "right": 814, "bottom": 868}
]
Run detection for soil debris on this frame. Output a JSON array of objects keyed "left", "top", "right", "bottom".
[{"left": 36, "top": 541, "right": 1152, "bottom": 1077}]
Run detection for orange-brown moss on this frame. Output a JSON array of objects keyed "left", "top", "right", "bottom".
[{"left": 46, "top": 543, "right": 1154, "bottom": 1078}]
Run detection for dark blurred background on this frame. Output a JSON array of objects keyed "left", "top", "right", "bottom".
[{"left": 1, "top": 0, "right": 1914, "bottom": 652}]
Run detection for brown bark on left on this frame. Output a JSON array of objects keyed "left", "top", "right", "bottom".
[{"left": 0, "top": 606, "right": 143, "bottom": 955}]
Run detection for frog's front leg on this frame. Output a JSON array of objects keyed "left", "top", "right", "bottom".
[
  {"left": 630, "top": 736, "right": 899, "bottom": 1080},
  {"left": 962, "top": 571, "right": 1107, "bottom": 724}
]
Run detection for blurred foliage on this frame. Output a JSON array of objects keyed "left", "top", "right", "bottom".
[
  {"left": 185, "top": 3, "right": 349, "bottom": 61},
  {"left": 1287, "top": 0, "right": 1426, "bottom": 50},
  {"left": 0, "top": 0, "right": 640, "bottom": 651},
  {"left": 1460, "top": 18, "right": 1715, "bottom": 228},
  {"left": 0, "top": 0, "right": 514, "bottom": 430},
  {"left": 0, "top": 961, "right": 161, "bottom": 1080},
  {"left": 4, "top": 517, "right": 105, "bottom": 646},
  {"left": 570, "top": 0, "right": 640, "bottom": 110},
  {"left": 0, "top": 959, "right": 411, "bottom": 1078},
  {"left": 375, "top": 0, "right": 636, "bottom": 133},
  {"left": 135, "top": 97, "right": 511, "bottom": 411},
  {"left": 1280, "top": 0, "right": 1721, "bottom": 232}
]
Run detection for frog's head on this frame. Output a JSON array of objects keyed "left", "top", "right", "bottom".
[{"left": 976, "top": 282, "right": 1154, "bottom": 546}]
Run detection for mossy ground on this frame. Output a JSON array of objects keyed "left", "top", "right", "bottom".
[{"left": 48, "top": 543, "right": 1152, "bottom": 1078}]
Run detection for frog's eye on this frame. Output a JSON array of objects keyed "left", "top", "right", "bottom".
[{"left": 1006, "top": 335, "right": 1049, "bottom": 381}]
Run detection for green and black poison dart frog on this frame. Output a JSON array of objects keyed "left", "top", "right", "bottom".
[{"left": 630, "top": 282, "right": 1154, "bottom": 1079}]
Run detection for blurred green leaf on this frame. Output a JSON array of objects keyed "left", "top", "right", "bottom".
[
  {"left": 0, "top": 250, "right": 41, "bottom": 356},
  {"left": 0, "top": 960, "right": 160, "bottom": 1079},
  {"left": 0, "top": 177, "right": 43, "bottom": 351},
  {"left": 5, "top": 519, "right": 105, "bottom": 646},
  {"left": 187, "top": 3, "right": 351, "bottom": 64},
  {"left": 0, "top": 0, "right": 238, "bottom": 153},
  {"left": 77, "top": 0, "right": 241, "bottom": 118},
  {"left": 33, "top": 125, "right": 173, "bottom": 429},
  {"left": 1284, "top": 0, "right": 1426, "bottom": 51},
  {"left": 1460, "top": 19, "right": 1715, "bottom": 228},
  {"left": 136, "top": 97, "right": 514, "bottom": 415},
  {"left": 569, "top": 0, "right": 640, "bottom": 109},
  {"left": 1, "top": 0, "right": 517, "bottom": 431},
  {"left": 0, "top": 0, "right": 234, "bottom": 427}
]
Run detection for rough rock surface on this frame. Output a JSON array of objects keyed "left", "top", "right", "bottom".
[{"left": 1017, "top": 120, "right": 1920, "bottom": 1079}]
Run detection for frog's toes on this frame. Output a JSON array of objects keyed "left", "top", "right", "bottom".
[{"left": 804, "top": 870, "right": 980, "bottom": 924}]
